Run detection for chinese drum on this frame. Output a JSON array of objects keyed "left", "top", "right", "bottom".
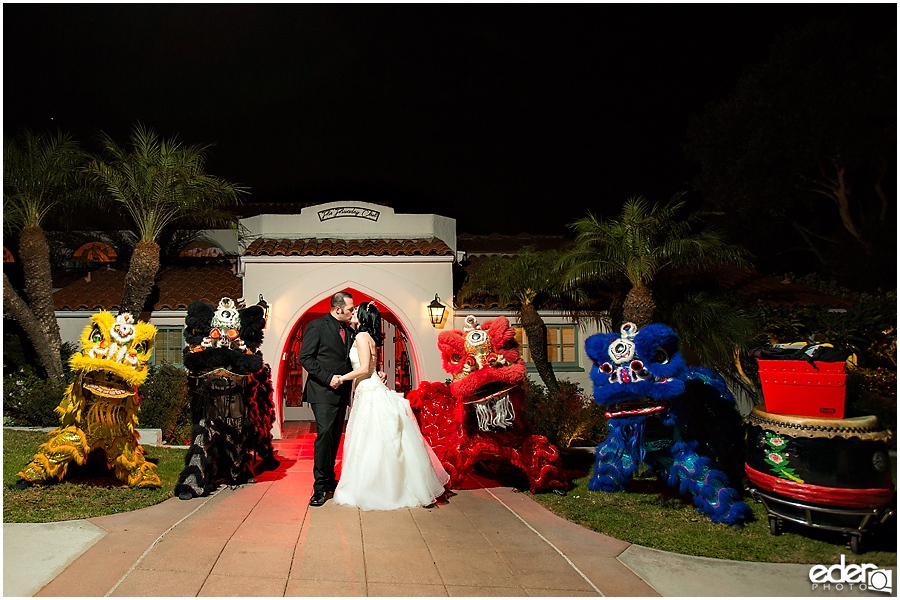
[{"left": 745, "top": 405, "right": 894, "bottom": 509}]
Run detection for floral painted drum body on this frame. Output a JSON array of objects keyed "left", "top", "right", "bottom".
[{"left": 745, "top": 405, "right": 894, "bottom": 508}]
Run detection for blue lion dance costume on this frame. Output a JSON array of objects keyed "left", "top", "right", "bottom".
[{"left": 585, "top": 322, "right": 752, "bottom": 525}]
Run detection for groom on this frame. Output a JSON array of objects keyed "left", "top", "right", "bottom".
[{"left": 297, "top": 291, "right": 355, "bottom": 507}]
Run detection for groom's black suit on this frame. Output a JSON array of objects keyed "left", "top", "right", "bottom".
[{"left": 297, "top": 313, "right": 353, "bottom": 494}]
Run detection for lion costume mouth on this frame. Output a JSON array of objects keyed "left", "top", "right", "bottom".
[
  {"left": 462, "top": 381, "right": 516, "bottom": 405},
  {"left": 79, "top": 371, "right": 135, "bottom": 432},
  {"left": 198, "top": 366, "right": 245, "bottom": 380},
  {"left": 604, "top": 398, "right": 668, "bottom": 418},
  {"left": 464, "top": 382, "right": 519, "bottom": 431},
  {"left": 80, "top": 370, "right": 136, "bottom": 400},
  {"left": 195, "top": 367, "right": 249, "bottom": 394}
]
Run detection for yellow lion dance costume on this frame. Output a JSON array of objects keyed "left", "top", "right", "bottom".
[{"left": 15, "top": 312, "right": 161, "bottom": 489}]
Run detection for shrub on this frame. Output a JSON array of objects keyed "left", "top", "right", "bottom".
[
  {"left": 847, "top": 368, "right": 897, "bottom": 447},
  {"left": 3, "top": 330, "right": 77, "bottom": 380},
  {"left": 750, "top": 290, "right": 896, "bottom": 368},
  {"left": 2, "top": 366, "right": 67, "bottom": 427},
  {"left": 522, "top": 378, "right": 606, "bottom": 448},
  {"left": 3, "top": 331, "right": 30, "bottom": 375},
  {"left": 137, "top": 365, "right": 192, "bottom": 445}
]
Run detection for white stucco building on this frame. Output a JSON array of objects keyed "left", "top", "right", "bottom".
[{"left": 49, "top": 201, "right": 604, "bottom": 439}]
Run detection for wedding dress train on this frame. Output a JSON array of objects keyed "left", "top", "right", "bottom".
[{"left": 333, "top": 345, "right": 450, "bottom": 510}]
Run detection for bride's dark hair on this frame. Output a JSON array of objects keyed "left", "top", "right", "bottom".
[{"left": 356, "top": 302, "right": 383, "bottom": 346}]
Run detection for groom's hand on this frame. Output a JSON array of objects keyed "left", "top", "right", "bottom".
[{"left": 329, "top": 375, "right": 342, "bottom": 389}]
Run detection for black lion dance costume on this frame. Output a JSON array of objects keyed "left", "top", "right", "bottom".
[
  {"left": 585, "top": 322, "right": 752, "bottom": 525},
  {"left": 174, "top": 297, "right": 278, "bottom": 500}
]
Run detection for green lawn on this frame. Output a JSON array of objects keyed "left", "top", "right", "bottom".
[
  {"left": 5, "top": 429, "right": 896, "bottom": 566},
  {"left": 527, "top": 449, "right": 896, "bottom": 565},
  {"left": 3, "top": 429, "right": 185, "bottom": 523}
]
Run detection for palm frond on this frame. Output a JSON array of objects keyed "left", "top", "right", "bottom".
[
  {"left": 561, "top": 192, "right": 752, "bottom": 296},
  {"left": 84, "top": 124, "right": 247, "bottom": 242},
  {"left": 669, "top": 291, "right": 758, "bottom": 378},
  {"left": 4, "top": 129, "right": 87, "bottom": 229}
]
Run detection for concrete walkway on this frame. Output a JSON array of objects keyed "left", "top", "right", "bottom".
[{"left": 4, "top": 423, "right": 893, "bottom": 597}]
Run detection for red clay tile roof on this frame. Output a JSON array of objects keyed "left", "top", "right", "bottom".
[
  {"left": 455, "top": 294, "right": 613, "bottom": 312},
  {"left": 54, "top": 264, "right": 242, "bottom": 311},
  {"left": 53, "top": 267, "right": 125, "bottom": 311},
  {"left": 179, "top": 241, "right": 225, "bottom": 258},
  {"left": 243, "top": 238, "right": 453, "bottom": 257},
  {"left": 51, "top": 269, "right": 92, "bottom": 290},
  {"left": 154, "top": 264, "right": 242, "bottom": 309}
]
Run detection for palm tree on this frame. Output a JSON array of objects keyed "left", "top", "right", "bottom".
[
  {"left": 458, "top": 247, "right": 580, "bottom": 397},
  {"left": 4, "top": 129, "right": 88, "bottom": 382},
  {"left": 85, "top": 124, "right": 247, "bottom": 315},
  {"left": 663, "top": 289, "right": 759, "bottom": 387},
  {"left": 559, "top": 193, "right": 752, "bottom": 328}
]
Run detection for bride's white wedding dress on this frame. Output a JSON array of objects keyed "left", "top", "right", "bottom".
[{"left": 333, "top": 344, "right": 450, "bottom": 510}]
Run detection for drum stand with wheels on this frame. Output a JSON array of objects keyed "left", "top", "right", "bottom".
[{"left": 748, "top": 486, "right": 896, "bottom": 555}]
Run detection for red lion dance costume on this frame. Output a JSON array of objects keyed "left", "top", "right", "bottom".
[{"left": 407, "top": 315, "right": 569, "bottom": 493}]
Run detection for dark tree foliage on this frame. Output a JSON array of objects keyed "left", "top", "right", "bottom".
[
  {"left": 458, "top": 247, "right": 577, "bottom": 397},
  {"left": 684, "top": 18, "right": 896, "bottom": 290}
]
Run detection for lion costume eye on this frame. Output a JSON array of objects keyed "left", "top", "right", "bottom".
[
  {"left": 653, "top": 348, "right": 670, "bottom": 364},
  {"left": 450, "top": 353, "right": 462, "bottom": 364},
  {"left": 89, "top": 325, "right": 103, "bottom": 344},
  {"left": 134, "top": 341, "right": 149, "bottom": 355}
]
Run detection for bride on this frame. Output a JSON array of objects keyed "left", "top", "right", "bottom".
[{"left": 332, "top": 301, "right": 450, "bottom": 510}]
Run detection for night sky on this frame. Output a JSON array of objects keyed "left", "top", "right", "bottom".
[{"left": 4, "top": 3, "right": 888, "bottom": 236}]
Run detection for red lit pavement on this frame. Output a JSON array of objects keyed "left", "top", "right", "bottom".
[{"left": 15, "top": 422, "right": 847, "bottom": 597}]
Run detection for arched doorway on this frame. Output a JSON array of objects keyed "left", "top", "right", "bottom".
[{"left": 278, "top": 289, "right": 417, "bottom": 421}]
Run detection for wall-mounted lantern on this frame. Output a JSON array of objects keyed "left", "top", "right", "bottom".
[
  {"left": 257, "top": 294, "right": 270, "bottom": 328},
  {"left": 428, "top": 294, "right": 446, "bottom": 328}
]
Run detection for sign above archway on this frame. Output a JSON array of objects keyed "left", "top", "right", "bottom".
[
  {"left": 239, "top": 201, "right": 456, "bottom": 256},
  {"left": 317, "top": 206, "right": 380, "bottom": 222}
]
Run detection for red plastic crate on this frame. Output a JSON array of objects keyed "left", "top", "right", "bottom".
[{"left": 757, "top": 359, "right": 847, "bottom": 418}]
